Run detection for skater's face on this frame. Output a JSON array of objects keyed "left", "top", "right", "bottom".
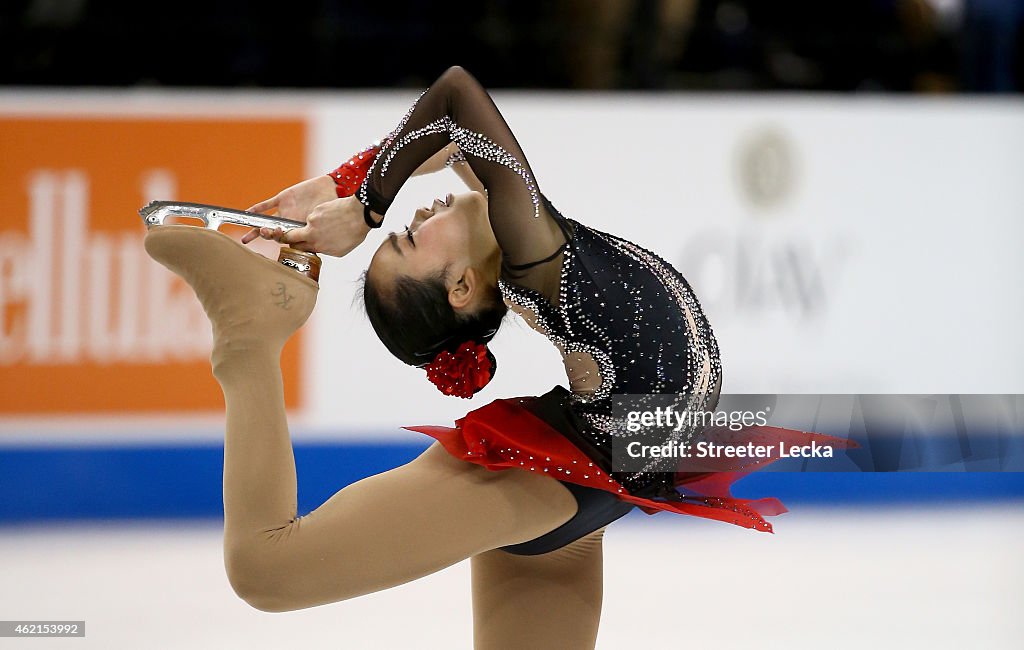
[{"left": 368, "top": 190, "right": 499, "bottom": 308}]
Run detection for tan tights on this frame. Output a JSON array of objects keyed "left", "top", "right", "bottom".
[{"left": 145, "top": 226, "right": 605, "bottom": 649}]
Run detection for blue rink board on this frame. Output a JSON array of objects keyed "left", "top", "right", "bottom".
[{"left": 1, "top": 442, "right": 1023, "bottom": 523}]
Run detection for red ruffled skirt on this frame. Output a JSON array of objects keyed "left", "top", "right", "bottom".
[{"left": 406, "top": 394, "right": 857, "bottom": 533}]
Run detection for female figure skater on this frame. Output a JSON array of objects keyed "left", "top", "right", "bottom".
[{"left": 145, "top": 66, "right": 829, "bottom": 649}]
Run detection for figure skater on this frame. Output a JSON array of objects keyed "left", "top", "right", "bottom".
[{"left": 146, "top": 66, "right": 845, "bottom": 649}]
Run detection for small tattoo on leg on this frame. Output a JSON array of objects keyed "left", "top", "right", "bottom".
[{"left": 271, "top": 282, "right": 294, "bottom": 310}]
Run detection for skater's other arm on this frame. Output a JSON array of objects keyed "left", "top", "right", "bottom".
[
  {"left": 413, "top": 142, "right": 486, "bottom": 193},
  {"left": 265, "top": 67, "right": 561, "bottom": 262},
  {"left": 243, "top": 142, "right": 481, "bottom": 249},
  {"left": 359, "top": 65, "right": 563, "bottom": 270}
]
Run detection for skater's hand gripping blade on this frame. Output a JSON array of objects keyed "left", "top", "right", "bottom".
[
  {"left": 140, "top": 201, "right": 322, "bottom": 282},
  {"left": 144, "top": 226, "right": 318, "bottom": 346}
]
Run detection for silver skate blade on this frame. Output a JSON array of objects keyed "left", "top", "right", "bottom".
[{"left": 138, "top": 200, "right": 307, "bottom": 232}]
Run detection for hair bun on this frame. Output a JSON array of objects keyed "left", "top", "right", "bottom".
[{"left": 424, "top": 340, "right": 497, "bottom": 399}]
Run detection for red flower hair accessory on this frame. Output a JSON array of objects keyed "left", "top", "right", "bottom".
[{"left": 424, "top": 341, "right": 495, "bottom": 399}]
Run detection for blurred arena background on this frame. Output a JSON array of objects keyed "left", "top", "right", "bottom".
[{"left": 1, "top": 1, "right": 1022, "bottom": 648}]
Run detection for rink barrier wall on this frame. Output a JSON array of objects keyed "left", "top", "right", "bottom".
[{"left": 1, "top": 441, "right": 1022, "bottom": 523}]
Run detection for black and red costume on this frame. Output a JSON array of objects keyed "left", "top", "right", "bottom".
[{"left": 333, "top": 66, "right": 852, "bottom": 555}]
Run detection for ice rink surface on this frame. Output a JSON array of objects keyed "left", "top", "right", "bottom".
[{"left": 1, "top": 505, "right": 1021, "bottom": 649}]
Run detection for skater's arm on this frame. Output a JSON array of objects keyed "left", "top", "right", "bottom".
[
  {"left": 410, "top": 142, "right": 486, "bottom": 192},
  {"left": 446, "top": 143, "right": 487, "bottom": 193},
  {"left": 249, "top": 141, "right": 483, "bottom": 252},
  {"left": 276, "top": 67, "right": 565, "bottom": 273},
  {"left": 242, "top": 146, "right": 452, "bottom": 237},
  {"left": 360, "top": 65, "right": 564, "bottom": 269}
]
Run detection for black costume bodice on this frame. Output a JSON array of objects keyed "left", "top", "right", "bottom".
[{"left": 500, "top": 197, "right": 722, "bottom": 496}]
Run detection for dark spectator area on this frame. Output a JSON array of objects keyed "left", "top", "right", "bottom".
[{"left": 1, "top": 0, "right": 1021, "bottom": 91}]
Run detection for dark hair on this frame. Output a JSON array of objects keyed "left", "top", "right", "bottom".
[{"left": 361, "top": 265, "right": 506, "bottom": 381}]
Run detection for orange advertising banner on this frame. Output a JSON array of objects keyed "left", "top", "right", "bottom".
[{"left": 0, "top": 117, "right": 306, "bottom": 414}]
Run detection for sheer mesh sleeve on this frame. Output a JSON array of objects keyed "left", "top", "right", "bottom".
[{"left": 358, "top": 66, "right": 567, "bottom": 295}]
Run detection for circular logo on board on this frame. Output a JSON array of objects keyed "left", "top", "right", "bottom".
[{"left": 735, "top": 127, "right": 797, "bottom": 210}]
